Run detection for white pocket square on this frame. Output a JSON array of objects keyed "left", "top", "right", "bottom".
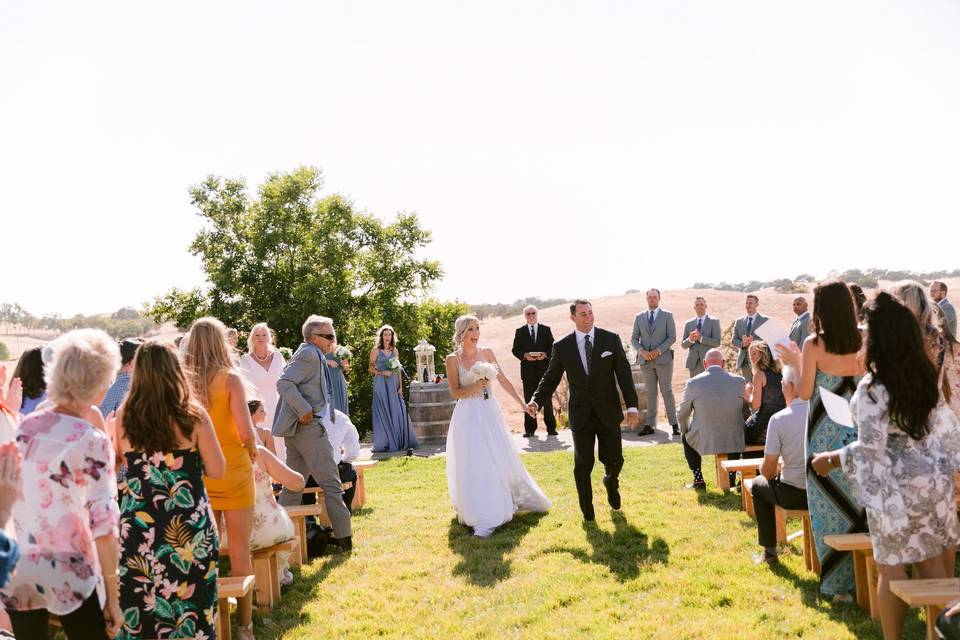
[{"left": 601, "top": 351, "right": 613, "bottom": 358}]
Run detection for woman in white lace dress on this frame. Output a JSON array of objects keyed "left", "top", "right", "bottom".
[{"left": 445, "top": 315, "right": 551, "bottom": 538}]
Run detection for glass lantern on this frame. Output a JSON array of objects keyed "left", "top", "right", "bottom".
[{"left": 413, "top": 339, "right": 437, "bottom": 383}]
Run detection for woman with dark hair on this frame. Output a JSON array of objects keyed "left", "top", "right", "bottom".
[
  {"left": 777, "top": 278, "right": 865, "bottom": 601},
  {"left": 368, "top": 325, "right": 418, "bottom": 452},
  {"left": 743, "top": 341, "right": 785, "bottom": 445},
  {"left": 811, "top": 292, "right": 960, "bottom": 640},
  {"left": 115, "top": 340, "right": 225, "bottom": 640},
  {"left": 11, "top": 347, "right": 45, "bottom": 414}
]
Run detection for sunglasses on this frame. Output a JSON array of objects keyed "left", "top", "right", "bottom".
[{"left": 312, "top": 332, "right": 335, "bottom": 341}]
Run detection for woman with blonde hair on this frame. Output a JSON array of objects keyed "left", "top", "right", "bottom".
[
  {"left": 743, "top": 341, "right": 786, "bottom": 445},
  {"left": 368, "top": 325, "right": 418, "bottom": 452},
  {"left": 182, "top": 317, "right": 258, "bottom": 639},
  {"left": 239, "top": 322, "right": 287, "bottom": 461}
]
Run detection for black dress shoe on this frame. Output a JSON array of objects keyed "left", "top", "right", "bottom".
[
  {"left": 602, "top": 477, "right": 621, "bottom": 510},
  {"left": 331, "top": 536, "right": 353, "bottom": 552},
  {"left": 522, "top": 432, "right": 534, "bottom": 438},
  {"left": 638, "top": 425, "right": 655, "bottom": 436},
  {"left": 546, "top": 430, "right": 559, "bottom": 436},
  {"left": 671, "top": 424, "right": 681, "bottom": 436},
  {"left": 685, "top": 482, "right": 707, "bottom": 491}
]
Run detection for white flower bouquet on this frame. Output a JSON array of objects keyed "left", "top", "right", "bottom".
[
  {"left": 333, "top": 345, "right": 353, "bottom": 362},
  {"left": 385, "top": 357, "right": 403, "bottom": 373},
  {"left": 469, "top": 361, "right": 499, "bottom": 400}
]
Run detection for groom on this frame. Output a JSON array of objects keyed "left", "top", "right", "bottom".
[{"left": 527, "top": 300, "right": 640, "bottom": 521}]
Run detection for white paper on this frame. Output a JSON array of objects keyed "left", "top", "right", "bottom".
[
  {"left": 819, "top": 386, "right": 854, "bottom": 428},
  {"left": 754, "top": 322, "right": 793, "bottom": 360}
]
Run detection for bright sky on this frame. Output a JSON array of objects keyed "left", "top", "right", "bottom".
[{"left": 2, "top": 1, "right": 958, "bottom": 317}]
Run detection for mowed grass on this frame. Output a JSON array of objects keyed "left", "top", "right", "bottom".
[{"left": 255, "top": 445, "right": 926, "bottom": 639}]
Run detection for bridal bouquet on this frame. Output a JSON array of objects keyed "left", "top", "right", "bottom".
[
  {"left": 333, "top": 345, "right": 352, "bottom": 362},
  {"left": 385, "top": 357, "right": 402, "bottom": 373},
  {"left": 469, "top": 361, "right": 499, "bottom": 400}
]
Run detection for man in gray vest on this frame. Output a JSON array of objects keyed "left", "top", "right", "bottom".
[
  {"left": 631, "top": 288, "right": 678, "bottom": 436},
  {"left": 732, "top": 294, "right": 768, "bottom": 380},
  {"left": 681, "top": 296, "right": 721, "bottom": 378},
  {"left": 931, "top": 281, "right": 957, "bottom": 337},
  {"left": 789, "top": 296, "right": 812, "bottom": 348},
  {"left": 273, "top": 314, "right": 353, "bottom": 550}
]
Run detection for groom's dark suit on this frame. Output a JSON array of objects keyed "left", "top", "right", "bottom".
[{"left": 532, "top": 327, "right": 638, "bottom": 518}]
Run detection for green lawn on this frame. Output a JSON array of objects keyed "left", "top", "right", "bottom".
[{"left": 254, "top": 445, "right": 927, "bottom": 639}]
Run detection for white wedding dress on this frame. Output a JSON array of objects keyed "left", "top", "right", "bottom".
[{"left": 446, "top": 360, "right": 551, "bottom": 537}]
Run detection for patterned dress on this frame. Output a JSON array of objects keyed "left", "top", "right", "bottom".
[
  {"left": 841, "top": 376, "right": 960, "bottom": 565},
  {"left": 118, "top": 449, "right": 218, "bottom": 640},
  {"left": 806, "top": 370, "right": 866, "bottom": 596}
]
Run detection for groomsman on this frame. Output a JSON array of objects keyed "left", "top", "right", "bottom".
[
  {"left": 931, "top": 281, "right": 957, "bottom": 337},
  {"left": 732, "top": 294, "right": 767, "bottom": 380},
  {"left": 512, "top": 305, "right": 557, "bottom": 436},
  {"left": 681, "top": 297, "right": 721, "bottom": 378},
  {"left": 789, "top": 296, "right": 812, "bottom": 348},
  {"left": 631, "top": 289, "right": 679, "bottom": 436}
]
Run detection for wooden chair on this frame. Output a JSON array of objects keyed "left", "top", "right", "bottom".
[
  {"left": 352, "top": 459, "right": 379, "bottom": 509},
  {"left": 824, "top": 533, "right": 877, "bottom": 619},
  {"left": 890, "top": 578, "right": 960, "bottom": 640},
  {"left": 217, "top": 574, "right": 256, "bottom": 640},
  {"left": 714, "top": 445, "right": 764, "bottom": 491},
  {"left": 222, "top": 538, "right": 299, "bottom": 610},
  {"left": 722, "top": 459, "right": 763, "bottom": 517},
  {"left": 285, "top": 503, "right": 325, "bottom": 566}
]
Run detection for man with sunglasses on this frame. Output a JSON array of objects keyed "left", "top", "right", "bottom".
[
  {"left": 273, "top": 314, "right": 353, "bottom": 551},
  {"left": 512, "top": 305, "right": 557, "bottom": 437}
]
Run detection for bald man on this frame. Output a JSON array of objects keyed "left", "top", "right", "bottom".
[{"left": 789, "top": 297, "right": 811, "bottom": 348}]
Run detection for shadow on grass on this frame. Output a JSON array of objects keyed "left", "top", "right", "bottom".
[
  {"left": 260, "top": 552, "right": 351, "bottom": 636},
  {"left": 520, "top": 437, "right": 572, "bottom": 453},
  {"left": 541, "top": 511, "right": 670, "bottom": 581},
  {"left": 447, "top": 511, "right": 547, "bottom": 587},
  {"left": 696, "top": 489, "right": 744, "bottom": 512}
]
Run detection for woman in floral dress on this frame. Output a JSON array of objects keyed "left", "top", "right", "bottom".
[{"left": 115, "top": 340, "right": 226, "bottom": 639}]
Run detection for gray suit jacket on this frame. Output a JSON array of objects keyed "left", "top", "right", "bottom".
[
  {"left": 940, "top": 299, "right": 958, "bottom": 338},
  {"left": 681, "top": 315, "right": 721, "bottom": 371},
  {"left": 677, "top": 366, "right": 746, "bottom": 455},
  {"left": 272, "top": 342, "right": 331, "bottom": 438},
  {"left": 732, "top": 314, "right": 768, "bottom": 369},
  {"left": 789, "top": 311, "right": 812, "bottom": 348},
  {"left": 631, "top": 308, "right": 676, "bottom": 366}
]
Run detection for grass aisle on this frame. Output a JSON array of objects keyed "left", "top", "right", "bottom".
[{"left": 262, "top": 445, "right": 925, "bottom": 639}]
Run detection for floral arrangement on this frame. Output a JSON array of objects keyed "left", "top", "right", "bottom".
[
  {"left": 385, "top": 357, "right": 402, "bottom": 372},
  {"left": 333, "top": 345, "right": 352, "bottom": 362},
  {"left": 469, "top": 361, "right": 499, "bottom": 400}
]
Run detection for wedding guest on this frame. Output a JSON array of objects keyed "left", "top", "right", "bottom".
[
  {"left": 934, "top": 304, "right": 960, "bottom": 418},
  {"left": 114, "top": 340, "right": 226, "bottom": 640},
  {"left": 511, "top": 305, "right": 556, "bottom": 436},
  {"left": 240, "top": 322, "right": 287, "bottom": 461},
  {"left": 931, "top": 280, "right": 958, "bottom": 337},
  {"left": 811, "top": 292, "right": 960, "bottom": 640},
  {"left": 0, "top": 369, "right": 20, "bottom": 443},
  {"left": 11, "top": 347, "right": 45, "bottom": 414},
  {"left": 182, "top": 317, "right": 258, "bottom": 636},
  {"left": 327, "top": 406, "right": 362, "bottom": 511},
  {"left": 321, "top": 333, "right": 351, "bottom": 416},
  {"left": 226, "top": 327, "right": 241, "bottom": 364},
  {"left": 676, "top": 349, "right": 746, "bottom": 490},
  {"left": 777, "top": 278, "right": 864, "bottom": 601},
  {"left": 631, "top": 288, "right": 679, "bottom": 436},
  {"left": 891, "top": 280, "right": 942, "bottom": 365},
  {"left": 732, "top": 295, "right": 768, "bottom": 380},
  {"left": 744, "top": 342, "right": 786, "bottom": 446},
  {"left": 789, "top": 296, "right": 811, "bottom": 348},
  {"left": 1, "top": 329, "right": 122, "bottom": 639},
  {"left": 848, "top": 283, "right": 867, "bottom": 323},
  {"left": 680, "top": 297, "right": 721, "bottom": 378},
  {"left": 369, "top": 325, "right": 418, "bottom": 452},
  {"left": 750, "top": 364, "right": 808, "bottom": 565},
  {"left": 98, "top": 337, "right": 141, "bottom": 416},
  {"left": 0, "top": 442, "right": 20, "bottom": 588}
]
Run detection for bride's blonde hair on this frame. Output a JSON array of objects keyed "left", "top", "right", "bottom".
[{"left": 452, "top": 315, "right": 480, "bottom": 353}]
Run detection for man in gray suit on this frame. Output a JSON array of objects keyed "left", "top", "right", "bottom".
[
  {"left": 681, "top": 296, "right": 721, "bottom": 378},
  {"left": 789, "top": 296, "right": 812, "bottom": 348},
  {"left": 631, "top": 288, "right": 678, "bottom": 436},
  {"left": 732, "top": 294, "right": 768, "bottom": 380},
  {"left": 677, "top": 349, "right": 747, "bottom": 490},
  {"left": 273, "top": 314, "right": 353, "bottom": 549},
  {"left": 931, "top": 281, "right": 957, "bottom": 337}
]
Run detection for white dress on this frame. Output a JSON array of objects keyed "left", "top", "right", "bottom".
[
  {"left": 240, "top": 351, "right": 287, "bottom": 460},
  {"left": 446, "top": 360, "right": 551, "bottom": 537}
]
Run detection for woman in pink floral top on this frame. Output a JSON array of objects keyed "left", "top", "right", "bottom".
[{"left": 1, "top": 329, "right": 123, "bottom": 639}]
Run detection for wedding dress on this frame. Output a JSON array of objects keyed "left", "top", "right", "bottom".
[{"left": 445, "top": 358, "right": 551, "bottom": 537}]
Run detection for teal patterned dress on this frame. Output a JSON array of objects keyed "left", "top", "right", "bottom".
[{"left": 118, "top": 449, "right": 219, "bottom": 639}]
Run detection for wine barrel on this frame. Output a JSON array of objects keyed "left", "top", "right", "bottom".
[
  {"left": 618, "top": 363, "right": 648, "bottom": 430},
  {"left": 408, "top": 380, "right": 457, "bottom": 442}
]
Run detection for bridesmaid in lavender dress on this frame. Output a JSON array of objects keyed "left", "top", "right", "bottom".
[{"left": 368, "top": 325, "right": 418, "bottom": 452}]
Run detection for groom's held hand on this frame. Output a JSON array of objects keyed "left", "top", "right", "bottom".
[{"left": 526, "top": 401, "right": 538, "bottom": 417}]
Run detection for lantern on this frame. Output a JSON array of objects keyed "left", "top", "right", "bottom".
[{"left": 413, "top": 339, "right": 437, "bottom": 383}]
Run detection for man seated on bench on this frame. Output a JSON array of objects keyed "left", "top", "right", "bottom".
[
  {"left": 751, "top": 364, "right": 808, "bottom": 566},
  {"left": 327, "top": 408, "right": 361, "bottom": 511},
  {"left": 677, "top": 349, "right": 747, "bottom": 490}
]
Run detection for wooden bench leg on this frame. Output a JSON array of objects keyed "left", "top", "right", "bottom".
[
  {"left": 864, "top": 555, "right": 880, "bottom": 621},
  {"left": 269, "top": 554, "right": 282, "bottom": 605},
  {"left": 742, "top": 471, "right": 757, "bottom": 519},
  {"left": 926, "top": 605, "right": 943, "bottom": 640},
  {"left": 804, "top": 517, "right": 820, "bottom": 575},
  {"left": 852, "top": 549, "right": 870, "bottom": 616},
  {"left": 288, "top": 516, "right": 304, "bottom": 568},
  {"left": 716, "top": 455, "right": 730, "bottom": 492},
  {"left": 217, "top": 598, "right": 232, "bottom": 640},
  {"left": 353, "top": 469, "right": 366, "bottom": 509},
  {"left": 775, "top": 507, "right": 787, "bottom": 545},
  {"left": 253, "top": 556, "right": 275, "bottom": 610}
]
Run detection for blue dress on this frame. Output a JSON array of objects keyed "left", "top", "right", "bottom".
[
  {"left": 372, "top": 350, "right": 418, "bottom": 452},
  {"left": 328, "top": 359, "right": 350, "bottom": 416}
]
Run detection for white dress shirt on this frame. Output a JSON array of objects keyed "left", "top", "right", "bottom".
[{"left": 322, "top": 409, "right": 361, "bottom": 464}]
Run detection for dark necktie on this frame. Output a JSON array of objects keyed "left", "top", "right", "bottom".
[
  {"left": 746, "top": 317, "right": 754, "bottom": 336},
  {"left": 697, "top": 317, "right": 703, "bottom": 332},
  {"left": 530, "top": 325, "right": 535, "bottom": 341},
  {"left": 584, "top": 334, "right": 593, "bottom": 373},
  {"left": 648, "top": 310, "right": 655, "bottom": 329}
]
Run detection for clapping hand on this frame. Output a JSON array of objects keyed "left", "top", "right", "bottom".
[
  {"left": 4, "top": 377, "right": 21, "bottom": 413},
  {"left": 689, "top": 329, "right": 701, "bottom": 343},
  {"left": 742, "top": 335, "right": 753, "bottom": 348},
  {"left": 775, "top": 342, "right": 802, "bottom": 368}
]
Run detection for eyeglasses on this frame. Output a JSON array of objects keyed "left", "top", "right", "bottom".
[{"left": 312, "top": 332, "right": 335, "bottom": 341}]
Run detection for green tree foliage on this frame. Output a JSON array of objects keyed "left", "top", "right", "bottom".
[
  {"left": 470, "top": 297, "right": 569, "bottom": 320},
  {"left": 0, "top": 342, "right": 9, "bottom": 361},
  {"left": 145, "top": 166, "right": 461, "bottom": 434}
]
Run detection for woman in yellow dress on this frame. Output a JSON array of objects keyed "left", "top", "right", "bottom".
[{"left": 182, "top": 317, "right": 258, "bottom": 640}]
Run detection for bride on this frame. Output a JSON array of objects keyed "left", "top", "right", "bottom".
[{"left": 445, "top": 314, "right": 551, "bottom": 537}]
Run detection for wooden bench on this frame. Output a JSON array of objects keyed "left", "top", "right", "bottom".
[
  {"left": 301, "top": 482, "right": 354, "bottom": 527},
  {"left": 890, "top": 578, "right": 960, "bottom": 640},
  {"left": 824, "top": 533, "right": 877, "bottom": 619},
  {"left": 723, "top": 459, "right": 763, "bottom": 517},
  {"left": 222, "top": 538, "right": 299, "bottom": 610},
  {"left": 778, "top": 508, "right": 819, "bottom": 574},
  {"left": 285, "top": 503, "right": 325, "bottom": 566},
  {"left": 714, "top": 446, "right": 765, "bottom": 491},
  {"left": 217, "top": 574, "right": 255, "bottom": 640},
  {"left": 352, "top": 459, "right": 379, "bottom": 509}
]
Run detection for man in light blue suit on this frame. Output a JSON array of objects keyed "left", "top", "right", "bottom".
[
  {"left": 631, "top": 288, "right": 679, "bottom": 436},
  {"left": 681, "top": 296, "right": 721, "bottom": 378},
  {"left": 931, "top": 281, "right": 957, "bottom": 337},
  {"left": 732, "top": 294, "right": 768, "bottom": 380},
  {"left": 789, "top": 296, "right": 812, "bottom": 348}
]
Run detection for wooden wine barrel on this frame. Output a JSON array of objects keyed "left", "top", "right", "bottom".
[
  {"left": 408, "top": 380, "right": 457, "bottom": 442},
  {"left": 618, "top": 363, "right": 648, "bottom": 430}
]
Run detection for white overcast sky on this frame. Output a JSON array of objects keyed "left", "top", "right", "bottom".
[{"left": 2, "top": 1, "right": 958, "bottom": 316}]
